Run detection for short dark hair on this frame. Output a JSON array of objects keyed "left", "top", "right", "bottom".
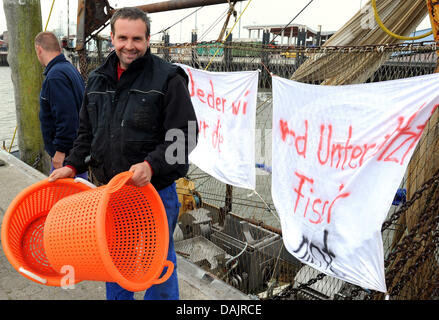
[
  {"left": 110, "top": 7, "right": 151, "bottom": 38},
  {"left": 34, "top": 32, "right": 61, "bottom": 52}
]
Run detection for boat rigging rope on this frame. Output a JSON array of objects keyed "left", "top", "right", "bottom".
[
  {"left": 45, "top": 0, "right": 56, "bottom": 32},
  {"left": 372, "top": 0, "right": 432, "bottom": 40},
  {"left": 247, "top": 0, "right": 315, "bottom": 127},
  {"left": 199, "top": 7, "right": 229, "bottom": 41},
  {"left": 151, "top": 6, "right": 204, "bottom": 37},
  {"left": 8, "top": 0, "right": 56, "bottom": 153},
  {"left": 204, "top": 0, "right": 254, "bottom": 71}
]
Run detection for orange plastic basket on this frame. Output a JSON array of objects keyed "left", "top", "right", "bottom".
[
  {"left": 43, "top": 171, "right": 173, "bottom": 292},
  {"left": 1, "top": 178, "right": 93, "bottom": 286}
]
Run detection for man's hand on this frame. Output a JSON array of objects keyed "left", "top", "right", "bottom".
[
  {"left": 52, "top": 151, "right": 66, "bottom": 169},
  {"left": 129, "top": 162, "right": 153, "bottom": 187},
  {"left": 48, "top": 166, "right": 75, "bottom": 182}
]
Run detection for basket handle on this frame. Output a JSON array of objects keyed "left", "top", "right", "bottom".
[
  {"left": 106, "top": 171, "right": 134, "bottom": 194},
  {"left": 19, "top": 267, "right": 47, "bottom": 284},
  {"left": 153, "top": 260, "right": 174, "bottom": 285},
  {"left": 74, "top": 177, "right": 97, "bottom": 189}
]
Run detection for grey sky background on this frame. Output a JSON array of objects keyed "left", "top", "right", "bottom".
[{"left": 0, "top": 0, "right": 432, "bottom": 43}]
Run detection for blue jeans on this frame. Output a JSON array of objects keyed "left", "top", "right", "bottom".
[{"left": 106, "top": 182, "right": 180, "bottom": 300}]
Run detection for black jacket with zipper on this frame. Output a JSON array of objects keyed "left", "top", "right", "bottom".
[{"left": 65, "top": 48, "right": 198, "bottom": 190}]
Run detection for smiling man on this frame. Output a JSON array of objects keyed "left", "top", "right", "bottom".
[
  {"left": 48, "top": 7, "right": 198, "bottom": 300},
  {"left": 111, "top": 17, "right": 149, "bottom": 69}
]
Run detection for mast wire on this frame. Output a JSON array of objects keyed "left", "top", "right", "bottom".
[
  {"left": 204, "top": 0, "right": 254, "bottom": 70},
  {"left": 151, "top": 6, "right": 205, "bottom": 37}
]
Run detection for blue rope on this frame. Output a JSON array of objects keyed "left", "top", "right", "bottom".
[{"left": 255, "top": 163, "right": 272, "bottom": 173}]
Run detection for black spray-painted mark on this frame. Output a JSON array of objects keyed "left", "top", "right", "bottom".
[{"left": 292, "top": 229, "right": 345, "bottom": 277}]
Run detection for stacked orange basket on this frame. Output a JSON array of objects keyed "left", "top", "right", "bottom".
[{"left": 1, "top": 171, "right": 173, "bottom": 292}]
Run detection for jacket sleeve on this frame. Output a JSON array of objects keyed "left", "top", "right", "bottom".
[
  {"left": 145, "top": 73, "right": 198, "bottom": 176},
  {"left": 47, "top": 78, "right": 80, "bottom": 154},
  {"left": 64, "top": 91, "right": 93, "bottom": 174}
]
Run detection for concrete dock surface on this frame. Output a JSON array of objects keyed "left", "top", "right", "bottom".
[{"left": 0, "top": 150, "right": 252, "bottom": 300}]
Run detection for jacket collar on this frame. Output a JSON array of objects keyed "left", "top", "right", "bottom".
[{"left": 43, "top": 53, "right": 67, "bottom": 76}]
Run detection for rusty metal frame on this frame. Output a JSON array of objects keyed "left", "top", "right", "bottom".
[
  {"left": 426, "top": 0, "right": 439, "bottom": 71},
  {"left": 76, "top": 0, "right": 247, "bottom": 51},
  {"left": 76, "top": 0, "right": 113, "bottom": 51},
  {"left": 130, "top": 0, "right": 246, "bottom": 15}
]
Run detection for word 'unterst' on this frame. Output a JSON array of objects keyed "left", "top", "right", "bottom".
[{"left": 279, "top": 102, "right": 438, "bottom": 170}]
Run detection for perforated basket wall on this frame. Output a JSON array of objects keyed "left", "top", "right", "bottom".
[
  {"left": 1, "top": 179, "right": 92, "bottom": 286},
  {"left": 43, "top": 173, "right": 173, "bottom": 292}
]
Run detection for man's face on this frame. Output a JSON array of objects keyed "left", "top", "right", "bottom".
[{"left": 111, "top": 18, "right": 150, "bottom": 69}]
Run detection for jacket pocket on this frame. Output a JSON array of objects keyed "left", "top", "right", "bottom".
[
  {"left": 124, "top": 90, "right": 162, "bottom": 130},
  {"left": 122, "top": 140, "right": 157, "bottom": 164},
  {"left": 90, "top": 125, "right": 106, "bottom": 164},
  {"left": 86, "top": 103, "right": 99, "bottom": 133},
  {"left": 87, "top": 91, "right": 111, "bottom": 130}
]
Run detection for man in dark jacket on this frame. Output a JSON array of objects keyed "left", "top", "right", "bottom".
[
  {"left": 49, "top": 7, "right": 198, "bottom": 300},
  {"left": 35, "top": 32, "right": 86, "bottom": 177}
]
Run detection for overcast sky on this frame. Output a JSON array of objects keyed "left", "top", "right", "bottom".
[{"left": 0, "top": 0, "right": 432, "bottom": 43}]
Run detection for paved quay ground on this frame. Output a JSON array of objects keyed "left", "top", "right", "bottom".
[{"left": 0, "top": 150, "right": 252, "bottom": 300}]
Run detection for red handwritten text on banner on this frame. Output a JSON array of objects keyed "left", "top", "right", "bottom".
[
  {"left": 272, "top": 74, "right": 439, "bottom": 292},
  {"left": 179, "top": 64, "right": 259, "bottom": 190}
]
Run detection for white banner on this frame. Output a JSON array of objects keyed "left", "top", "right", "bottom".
[
  {"left": 272, "top": 74, "right": 439, "bottom": 292},
  {"left": 178, "top": 64, "right": 258, "bottom": 190}
]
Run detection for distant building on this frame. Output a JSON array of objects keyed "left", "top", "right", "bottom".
[
  {"left": 243, "top": 24, "right": 335, "bottom": 47},
  {"left": 404, "top": 28, "right": 434, "bottom": 43},
  {"left": 2, "top": 31, "right": 8, "bottom": 45},
  {"left": 0, "top": 31, "right": 7, "bottom": 52},
  {"left": 0, "top": 31, "right": 8, "bottom": 65}
]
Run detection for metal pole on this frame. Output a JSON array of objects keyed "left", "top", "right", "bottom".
[
  {"left": 316, "top": 24, "right": 321, "bottom": 46},
  {"left": 219, "top": 184, "right": 233, "bottom": 226},
  {"left": 426, "top": 0, "right": 439, "bottom": 72},
  {"left": 191, "top": 29, "right": 199, "bottom": 68},
  {"left": 67, "top": 0, "right": 70, "bottom": 45},
  {"left": 238, "top": 1, "right": 242, "bottom": 39},
  {"left": 163, "top": 31, "right": 170, "bottom": 62},
  {"left": 110, "top": 0, "right": 247, "bottom": 15},
  {"left": 224, "top": 30, "right": 233, "bottom": 70},
  {"left": 195, "top": 10, "right": 198, "bottom": 30}
]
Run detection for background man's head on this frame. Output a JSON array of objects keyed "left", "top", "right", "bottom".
[
  {"left": 34, "top": 32, "right": 61, "bottom": 67},
  {"left": 110, "top": 7, "right": 151, "bottom": 69}
]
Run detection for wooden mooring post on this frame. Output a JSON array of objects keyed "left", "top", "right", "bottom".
[{"left": 3, "top": 0, "right": 50, "bottom": 174}]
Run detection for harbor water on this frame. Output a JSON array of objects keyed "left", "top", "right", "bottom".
[{"left": 0, "top": 67, "right": 17, "bottom": 150}]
